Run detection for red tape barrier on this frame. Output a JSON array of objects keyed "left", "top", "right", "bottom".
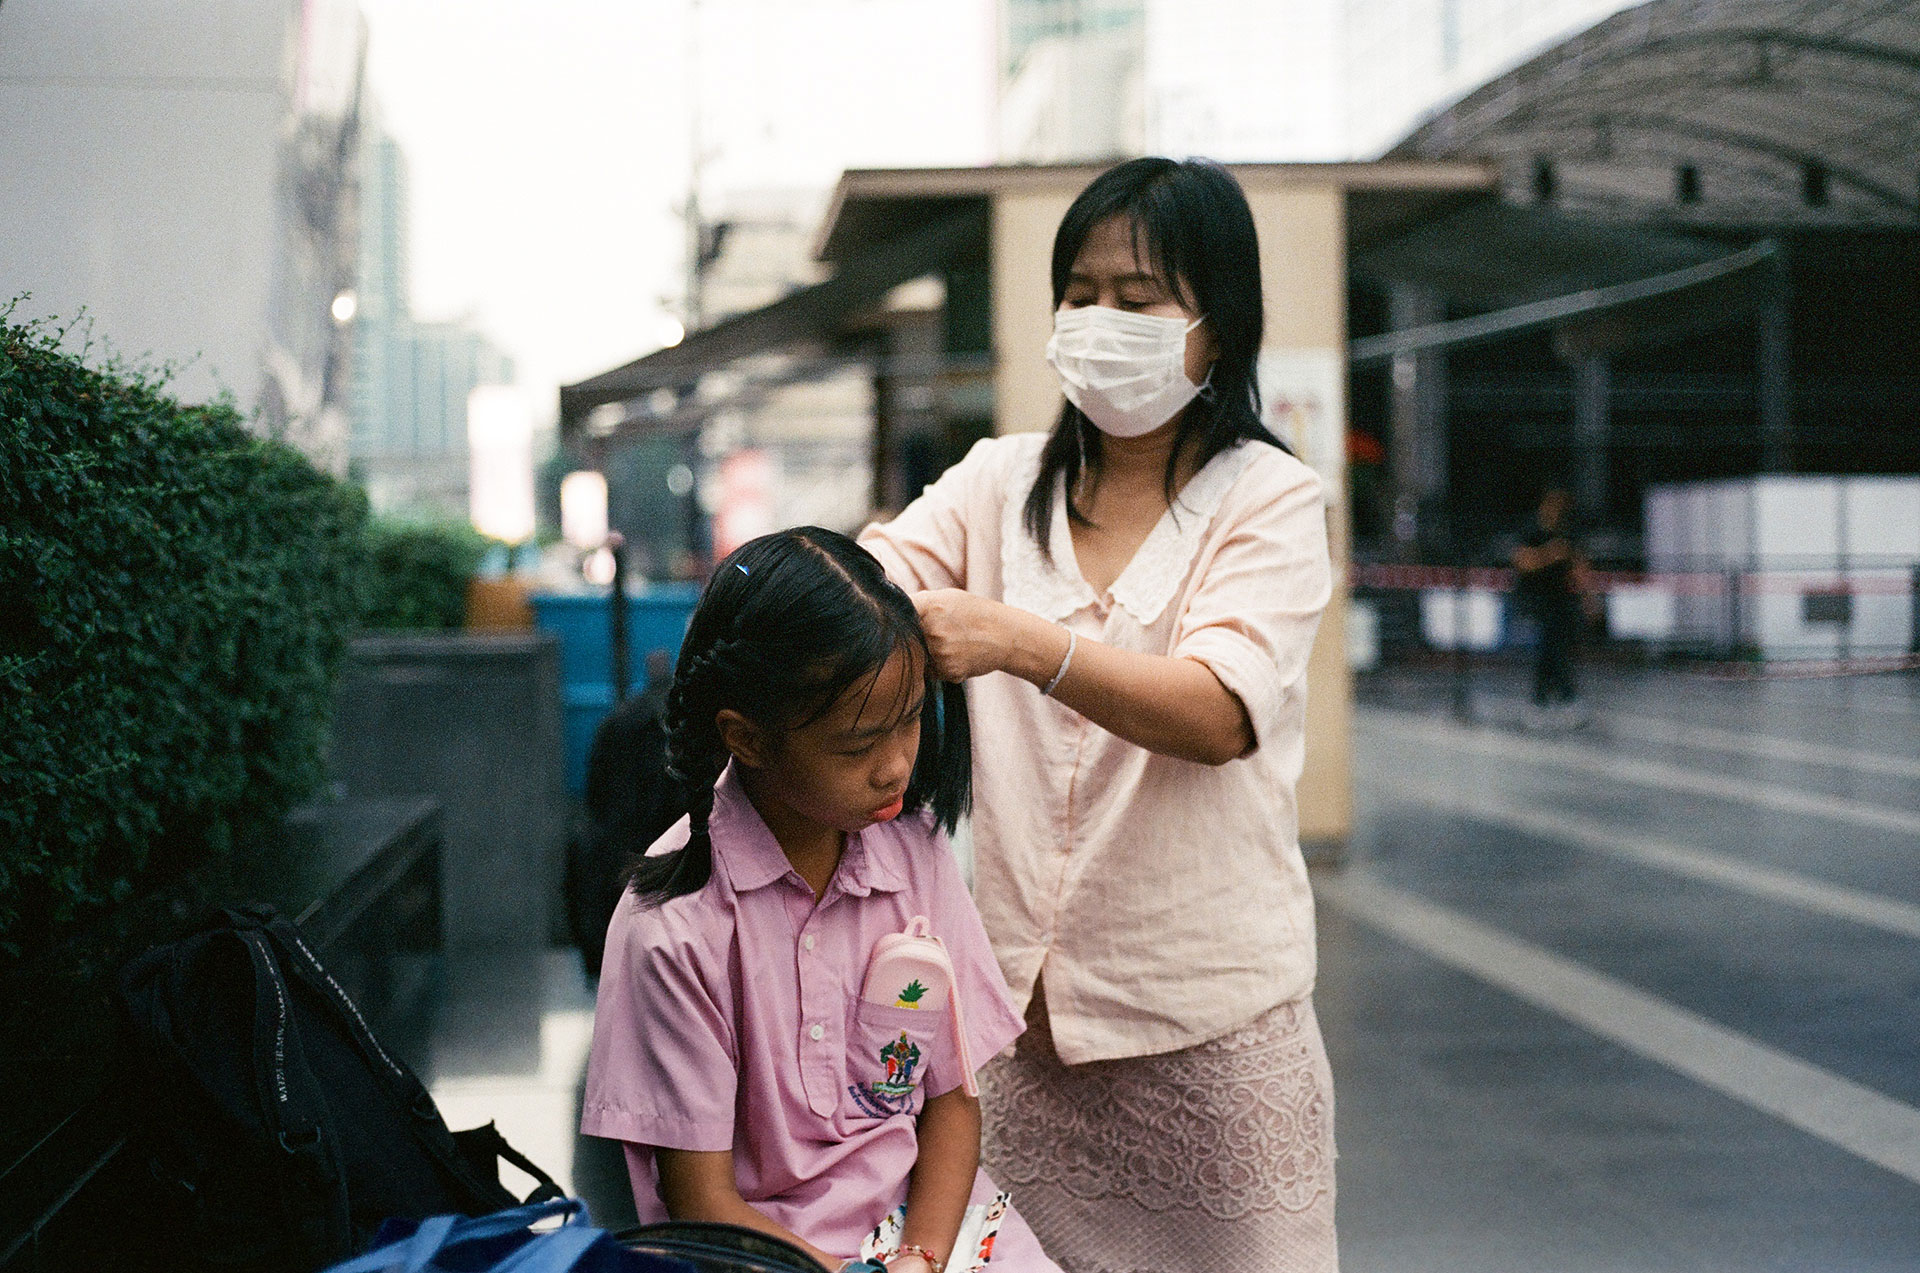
[{"left": 1352, "top": 563, "right": 1919, "bottom": 597}]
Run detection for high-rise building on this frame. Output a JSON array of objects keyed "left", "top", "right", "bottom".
[
  {"left": 1146, "top": 0, "right": 1345, "bottom": 160},
  {"left": 0, "top": 0, "right": 366, "bottom": 473},
  {"left": 994, "top": 0, "right": 1639, "bottom": 162},
  {"left": 999, "top": 0, "right": 1147, "bottom": 161},
  {"left": 1342, "top": 0, "right": 1638, "bottom": 158},
  {"left": 348, "top": 123, "right": 514, "bottom": 517}
]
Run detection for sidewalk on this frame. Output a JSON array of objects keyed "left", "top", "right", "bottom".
[
  {"left": 389, "top": 947, "right": 639, "bottom": 1230},
  {"left": 1329, "top": 662, "right": 1920, "bottom": 1271}
]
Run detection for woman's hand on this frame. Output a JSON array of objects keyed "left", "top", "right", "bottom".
[{"left": 912, "top": 589, "right": 1065, "bottom": 684}]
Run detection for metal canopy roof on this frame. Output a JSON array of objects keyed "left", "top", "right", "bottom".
[
  {"left": 1350, "top": 238, "right": 1779, "bottom": 365},
  {"left": 558, "top": 207, "right": 984, "bottom": 438},
  {"left": 1388, "top": 0, "right": 1920, "bottom": 228},
  {"left": 560, "top": 161, "right": 1501, "bottom": 441},
  {"left": 1351, "top": 195, "right": 1725, "bottom": 309}
]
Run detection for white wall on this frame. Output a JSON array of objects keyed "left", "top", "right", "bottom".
[
  {"left": 1343, "top": 0, "right": 1637, "bottom": 157},
  {"left": 0, "top": 0, "right": 362, "bottom": 470},
  {"left": 1644, "top": 475, "right": 1920, "bottom": 659},
  {"left": 1146, "top": 0, "right": 1345, "bottom": 161}
]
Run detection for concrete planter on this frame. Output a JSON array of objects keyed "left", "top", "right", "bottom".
[{"left": 330, "top": 633, "right": 564, "bottom": 947}]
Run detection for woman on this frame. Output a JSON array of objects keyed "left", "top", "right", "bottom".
[{"left": 859, "top": 157, "right": 1336, "bottom": 1272}]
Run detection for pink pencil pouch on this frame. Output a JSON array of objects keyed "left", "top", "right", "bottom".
[{"left": 859, "top": 915, "right": 978, "bottom": 1097}]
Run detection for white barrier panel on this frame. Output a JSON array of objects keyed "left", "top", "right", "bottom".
[
  {"left": 1645, "top": 475, "right": 1920, "bottom": 659},
  {"left": 1348, "top": 598, "right": 1380, "bottom": 671},
  {"left": 1606, "top": 586, "right": 1677, "bottom": 641},
  {"left": 1421, "top": 588, "right": 1504, "bottom": 652}
]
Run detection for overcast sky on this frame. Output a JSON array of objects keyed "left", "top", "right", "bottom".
[{"left": 358, "top": 0, "right": 997, "bottom": 421}]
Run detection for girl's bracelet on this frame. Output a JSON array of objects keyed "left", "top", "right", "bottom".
[
  {"left": 1040, "top": 628, "right": 1076, "bottom": 697},
  {"left": 883, "top": 1246, "right": 945, "bottom": 1273}
]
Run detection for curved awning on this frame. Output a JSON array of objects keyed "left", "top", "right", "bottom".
[
  {"left": 558, "top": 206, "right": 984, "bottom": 440},
  {"left": 1388, "top": 0, "right": 1920, "bottom": 228},
  {"left": 1351, "top": 238, "right": 1779, "bottom": 365}
]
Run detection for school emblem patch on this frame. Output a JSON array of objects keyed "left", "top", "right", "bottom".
[{"left": 849, "top": 1030, "right": 922, "bottom": 1116}]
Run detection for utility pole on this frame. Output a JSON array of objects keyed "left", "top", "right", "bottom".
[{"left": 683, "top": 0, "right": 706, "bottom": 333}]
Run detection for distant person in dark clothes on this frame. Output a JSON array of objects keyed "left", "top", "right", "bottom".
[
  {"left": 1512, "top": 488, "right": 1586, "bottom": 710},
  {"left": 566, "top": 650, "right": 682, "bottom": 979}
]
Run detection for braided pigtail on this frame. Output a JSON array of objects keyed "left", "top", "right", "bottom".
[{"left": 627, "top": 645, "right": 727, "bottom": 905}]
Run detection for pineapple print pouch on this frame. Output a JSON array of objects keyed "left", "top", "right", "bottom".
[{"left": 860, "top": 915, "right": 978, "bottom": 1097}]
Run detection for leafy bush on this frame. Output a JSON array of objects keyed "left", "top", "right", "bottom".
[
  {"left": 357, "top": 518, "right": 490, "bottom": 631},
  {"left": 0, "top": 313, "right": 368, "bottom": 955}
]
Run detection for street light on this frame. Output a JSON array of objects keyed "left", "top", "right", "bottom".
[
  {"left": 561, "top": 470, "right": 610, "bottom": 549},
  {"left": 467, "top": 386, "right": 536, "bottom": 545}
]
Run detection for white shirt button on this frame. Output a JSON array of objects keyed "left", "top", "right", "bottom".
[
  {"left": 802, "top": 934, "right": 816, "bottom": 951},
  {"left": 809, "top": 1023, "right": 825, "bottom": 1042}
]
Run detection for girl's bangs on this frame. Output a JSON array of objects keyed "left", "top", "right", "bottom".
[{"left": 788, "top": 619, "right": 925, "bottom": 732}]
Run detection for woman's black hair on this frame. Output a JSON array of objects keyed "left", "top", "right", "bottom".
[
  {"left": 629, "top": 527, "right": 971, "bottom": 906},
  {"left": 1024, "top": 156, "right": 1288, "bottom": 556}
]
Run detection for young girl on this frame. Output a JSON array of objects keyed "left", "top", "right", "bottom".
[{"left": 581, "top": 528, "right": 1059, "bottom": 1273}]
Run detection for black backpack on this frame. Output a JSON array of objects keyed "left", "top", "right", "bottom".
[{"left": 115, "top": 904, "right": 562, "bottom": 1272}]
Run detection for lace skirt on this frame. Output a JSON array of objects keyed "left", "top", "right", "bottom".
[{"left": 978, "top": 987, "right": 1337, "bottom": 1273}]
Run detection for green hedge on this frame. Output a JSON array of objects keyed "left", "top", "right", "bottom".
[
  {"left": 357, "top": 518, "right": 489, "bottom": 631},
  {"left": 0, "top": 314, "right": 368, "bottom": 955}
]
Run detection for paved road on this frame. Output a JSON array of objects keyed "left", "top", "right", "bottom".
[{"left": 1326, "top": 666, "right": 1920, "bottom": 1271}]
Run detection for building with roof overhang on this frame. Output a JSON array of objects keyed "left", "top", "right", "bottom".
[
  {"left": 1361, "top": 0, "right": 1920, "bottom": 564},
  {"left": 558, "top": 0, "right": 1920, "bottom": 843},
  {"left": 560, "top": 158, "right": 1505, "bottom": 849}
]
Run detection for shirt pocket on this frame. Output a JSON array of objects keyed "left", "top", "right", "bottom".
[{"left": 844, "top": 999, "right": 948, "bottom": 1121}]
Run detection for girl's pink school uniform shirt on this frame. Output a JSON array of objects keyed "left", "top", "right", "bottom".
[{"left": 580, "top": 765, "right": 1055, "bottom": 1269}]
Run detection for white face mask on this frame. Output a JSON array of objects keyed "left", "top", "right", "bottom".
[{"left": 1045, "top": 305, "right": 1207, "bottom": 438}]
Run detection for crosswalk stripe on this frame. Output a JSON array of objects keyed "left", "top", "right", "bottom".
[
  {"left": 1604, "top": 712, "right": 1920, "bottom": 782},
  {"left": 1361, "top": 707, "right": 1920, "bottom": 839},
  {"left": 1381, "top": 780, "right": 1920, "bottom": 942},
  {"left": 1316, "top": 871, "right": 1920, "bottom": 1187}
]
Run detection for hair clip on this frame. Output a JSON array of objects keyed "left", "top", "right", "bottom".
[{"left": 734, "top": 563, "right": 750, "bottom": 577}]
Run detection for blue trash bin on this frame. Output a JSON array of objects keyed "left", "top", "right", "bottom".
[{"left": 531, "top": 585, "right": 700, "bottom": 793}]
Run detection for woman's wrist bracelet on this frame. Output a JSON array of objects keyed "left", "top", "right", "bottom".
[{"left": 1040, "top": 628, "right": 1076, "bottom": 697}]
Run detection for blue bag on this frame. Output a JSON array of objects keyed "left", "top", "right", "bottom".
[{"left": 326, "top": 1199, "right": 694, "bottom": 1273}]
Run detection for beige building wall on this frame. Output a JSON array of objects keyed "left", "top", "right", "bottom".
[
  {"left": 987, "top": 173, "right": 1354, "bottom": 850},
  {"left": 1245, "top": 180, "right": 1352, "bottom": 850},
  {"left": 991, "top": 189, "right": 1078, "bottom": 436}
]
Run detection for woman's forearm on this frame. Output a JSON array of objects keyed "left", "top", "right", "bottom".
[
  {"left": 995, "top": 604, "right": 1253, "bottom": 765},
  {"left": 900, "top": 1089, "right": 982, "bottom": 1267},
  {"left": 913, "top": 590, "right": 1253, "bottom": 765}
]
